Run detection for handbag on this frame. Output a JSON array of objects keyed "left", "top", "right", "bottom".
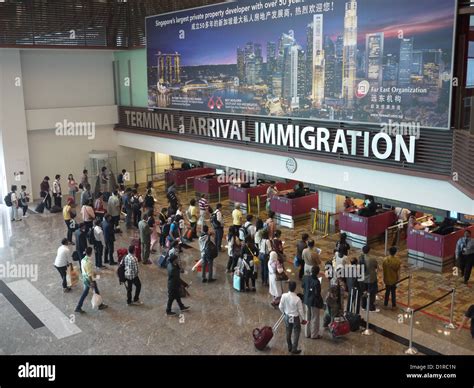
[
  {"left": 91, "top": 292, "right": 103, "bottom": 309},
  {"left": 66, "top": 266, "right": 79, "bottom": 287},
  {"left": 252, "top": 254, "right": 260, "bottom": 267},
  {"left": 275, "top": 263, "right": 289, "bottom": 281}
]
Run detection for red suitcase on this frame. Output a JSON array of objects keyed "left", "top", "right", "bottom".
[
  {"left": 329, "top": 317, "right": 351, "bottom": 338},
  {"left": 131, "top": 238, "right": 141, "bottom": 261},
  {"left": 253, "top": 314, "right": 284, "bottom": 351},
  {"left": 117, "top": 248, "right": 128, "bottom": 263}
]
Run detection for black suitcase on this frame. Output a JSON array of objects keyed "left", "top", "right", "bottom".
[
  {"left": 344, "top": 288, "right": 361, "bottom": 332},
  {"left": 50, "top": 205, "right": 62, "bottom": 213},
  {"left": 34, "top": 196, "right": 47, "bottom": 213}
]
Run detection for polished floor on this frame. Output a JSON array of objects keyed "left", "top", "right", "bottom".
[{"left": 0, "top": 184, "right": 472, "bottom": 356}]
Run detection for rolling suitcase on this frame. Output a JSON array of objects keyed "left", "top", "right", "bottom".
[
  {"left": 50, "top": 205, "right": 62, "bottom": 213},
  {"left": 131, "top": 238, "right": 141, "bottom": 261},
  {"left": 344, "top": 288, "right": 361, "bottom": 332},
  {"left": 35, "top": 197, "right": 46, "bottom": 214},
  {"left": 253, "top": 314, "right": 284, "bottom": 351},
  {"left": 117, "top": 248, "right": 128, "bottom": 263},
  {"left": 329, "top": 316, "right": 351, "bottom": 338}
]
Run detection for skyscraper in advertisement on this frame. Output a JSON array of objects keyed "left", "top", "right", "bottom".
[
  {"left": 156, "top": 52, "right": 181, "bottom": 85},
  {"left": 254, "top": 43, "right": 263, "bottom": 83},
  {"left": 342, "top": 0, "right": 357, "bottom": 108},
  {"left": 324, "top": 36, "right": 336, "bottom": 98},
  {"left": 266, "top": 41, "right": 277, "bottom": 92},
  {"left": 334, "top": 35, "right": 344, "bottom": 98},
  {"left": 412, "top": 50, "right": 423, "bottom": 76},
  {"left": 422, "top": 49, "right": 442, "bottom": 95},
  {"left": 312, "top": 14, "right": 325, "bottom": 107},
  {"left": 237, "top": 47, "right": 245, "bottom": 84},
  {"left": 398, "top": 37, "right": 413, "bottom": 87},
  {"left": 285, "top": 45, "right": 306, "bottom": 108},
  {"left": 383, "top": 53, "right": 398, "bottom": 87},
  {"left": 306, "top": 23, "right": 313, "bottom": 96},
  {"left": 366, "top": 32, "right": 384, "bottom": 89}
]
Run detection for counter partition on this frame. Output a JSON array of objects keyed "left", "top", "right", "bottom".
[{"left": 407, "top": 225, "right": 474, "bottom": 272}]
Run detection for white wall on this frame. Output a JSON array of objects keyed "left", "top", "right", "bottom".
[
  {"left": 21, "top": 50, "right": 115, "bottom": 110},
  {"left": 116, "top": 131, "right": 474, "bottom": 215},
  {"left": 27, "top": 125, "right": 151, "bottom": 194}
]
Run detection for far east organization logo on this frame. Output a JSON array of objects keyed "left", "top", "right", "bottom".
[
  {"left": 355, "top": 80, "right": 370, "bottom": 99},
  {"left": 208, "top": 96, "right": 224, "bottom": 110}
]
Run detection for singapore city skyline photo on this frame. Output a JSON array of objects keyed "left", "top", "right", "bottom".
[{"left": 146, "top": 0, "right": 455, "bottom": 129}]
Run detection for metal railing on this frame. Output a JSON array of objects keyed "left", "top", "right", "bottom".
[
  {"left": 247, "top": 193, "right": 262, "bottom": 215},
  {"left": 362, "top": 275, "right": 413, "bottom": 336},
  {"left": 405, "top": 288, "right": 457, "bottom": 355}
]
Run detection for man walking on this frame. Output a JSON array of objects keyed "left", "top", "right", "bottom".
[
  {"left": 93, "top": 219, "right": 105, "bottom": 269},
  {"left": 123, "top": 245, "right": 142, "bottom": 306},
  {"left": 279, "top": 281, "right": 307, "bottom": 354},
  {"left": 138, "top": 214, "right": 152, "bottom": 264},
  {"left": 456, "top": 230, "right": 472, "bottom": 278},
  {"left": 166, "top": 252, "right": 190, "bottom": 316},
  {"left": 75, "top": 247, "right": 108, "bottom": 313}
]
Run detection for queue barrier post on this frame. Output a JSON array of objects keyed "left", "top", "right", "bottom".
[
  {"left": 444, "top": 288, "right": 457, "bottom": 330},
  {"left": 407, "top": 274, "right": 412, "bottom": 311},
  {"left": 404, "top": 308, "right": 418, "bottom": 354},
  {"left": 257, "top": 195, "right": 261, "bottom": 215},
  {"left": 362, "top": 292, "right": 373, "bottom": 336},
  {"left": 247, "top": 193, "right": 251, "bottom": 214}
]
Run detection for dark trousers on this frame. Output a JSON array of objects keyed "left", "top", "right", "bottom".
[
  {"left": 104, "top": 240, "right": 115, "bottom": 263},
  {"left": 298, "top": 261, "right": 305, "bottom": 280},
  {"left": 244, "top": 273, "right": 256, "bottom": 289},
  {"left": 190, "top": 222, "right": 197, "bottom": 238},
  {"left": 112, "top": 215, "right": 120, "bottom": 230},
  {"left": 464, "top": 254, "right": 474, "bottom": 283},
  {"left": 227, "top": 255, "right": 238, "bottom": 272},
  {"left": 166, "top": 290, "right": 185, "bottom": 312},
  {"left": 21, "top": 205, "right": 28, "bottom": 216},
  {"left": 214, "top": 227, "right": 223, "bottom": 249},
  {"left": 458, "top": 254, "right": 467, "bottom": 276},
  {"left": 55, "top": 265, "right": 68, "bottom": 289},
  {"left": 260, "top": 253, "right": 269, "bottom": 285},
  {"left": 65, "top": 220, "right": 74, "bottom": 243},
  {"left": 284, "top": 315, "right": 301, "bottom": 352},
  {"left": 346, "top": 287, "right": 361, "bottom": 314},
  {"left": 84, "top": 221, "right": 93, "bottom": 234},
  {"left": 159, "top": 226, "right": 166, "bottom": 247},
  {"left": 94, "top": 241, "right": 103, "bottom": 268},
  {"left": 133, "top": 210, "right": 141, "bottom": 228},
  {"left": 126, "top": 277, "right": 141, "bottom": 304},
  {"left": 42, "top": 193, "right": 52, "bottom": 210},
  {"left": 384, "top": 284, "right": 397, "bottom": 307},
  {"left": 53, "top": 193, "right": 61, "bottom": 208},
  {"left": 202, "top": 257, "right": 214, "bottom": 280},
  {"left": 361, "top": 282, "right": 378, "bottom": 311}
]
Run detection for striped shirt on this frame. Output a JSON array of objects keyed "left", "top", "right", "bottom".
[{"left": 198, "top": 198, "right": 208, "bottom": 211}]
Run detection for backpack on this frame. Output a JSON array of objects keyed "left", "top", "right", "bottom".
[
  {"left": 144, "top": 195, "right": 154, "bottom": 209},
  {"left": 239, "top": 224, "right": 251, "bottom": 240},
  {"left": 211, "top": 211, "right": 221, "bottom": 229},
  {"left": 207, "top": 239, "right": 218, "bottom": 259},
  {"left": 117, "top": 260, "right": 126, "bottom": 285},
  {"left": 4, "top": 193, "right": 12, "bottom": 207},
  {"left": 130, "top": 196, "right": 140, "bottom": 210},
  {"left": 162, "top": 223, "right": 171, "bottom": 238},
  {"left": 87, "top": 228, "right": 96, "bottom": 245}
]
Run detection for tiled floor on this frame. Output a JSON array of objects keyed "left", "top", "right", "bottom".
[{"left": 0, "top": 182, "right": 472, "bottom": 355}]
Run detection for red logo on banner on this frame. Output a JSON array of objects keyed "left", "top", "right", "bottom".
[
  {"left": 216, "top": 96, "right": 223, "bottom": 110},
  {"left": 208, "top": 97, "right": 215, "bottom": 110}
]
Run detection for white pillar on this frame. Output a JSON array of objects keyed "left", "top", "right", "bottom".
[
  {"left": 318, "top": 191, "right": 345, "bottom": 228},
  {"left": 0, "top": 49, "right": 33, "bottom": 198}
]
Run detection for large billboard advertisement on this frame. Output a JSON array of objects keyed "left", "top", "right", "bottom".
[{"left": 146, "top": 0, "right": 456, "bottom": 129}]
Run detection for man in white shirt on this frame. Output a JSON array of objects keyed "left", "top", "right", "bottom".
[
  {"left": 93, "top": 219, "right": 106, "bottom": 269},
  {"left": 54, "top": 238, "right": 72, "bottom": 292},
  {"left": 240, "top": 214, "right": 256, "bottom": 241},
  {"left": 107, "top": 190, "right": 121, "bottom": 231},
  {"left": 279, "top": 281, "right": 307, "bottom": 354},
  {"left": 52, "top": 174, "right": 62, "bottom": 208}
]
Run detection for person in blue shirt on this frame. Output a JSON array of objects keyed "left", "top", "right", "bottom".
[{"left": 456, "top": 230, "right": 471, "bottom": 277}]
